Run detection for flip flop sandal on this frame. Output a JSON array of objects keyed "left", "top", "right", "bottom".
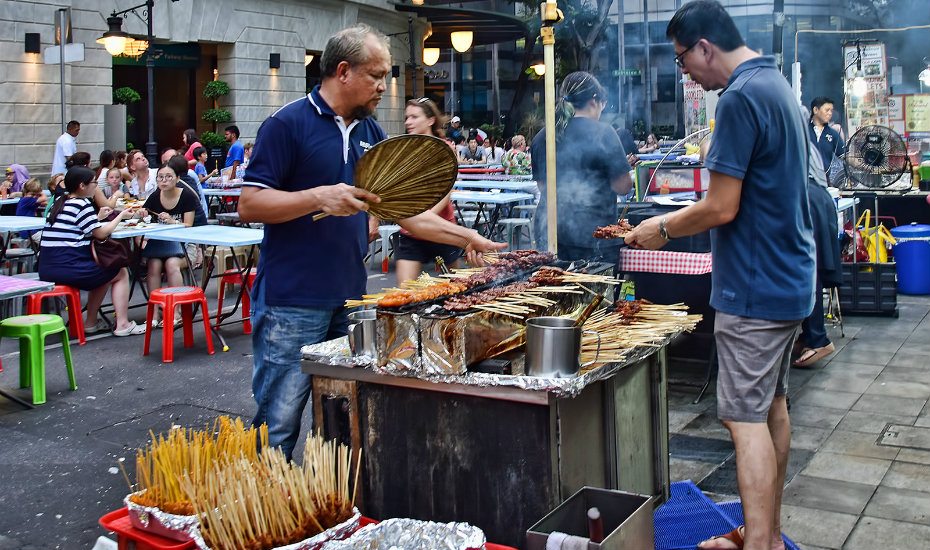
[
  {"left": 698, "top": 525, "right": 744, "bottom": 549},
  {"left": 792, "top": 342, "right": 835, "bottom": 368}
]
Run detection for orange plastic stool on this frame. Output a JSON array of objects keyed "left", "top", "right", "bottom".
[
  {"left": 143, "top": 286, "right": 214, "bottom": 363},
  {"left": 25, "top": 284, "right": 86, "bottom": 345},
  {"left": 215, "top": 268, "right": 257, "bottom": 334}
]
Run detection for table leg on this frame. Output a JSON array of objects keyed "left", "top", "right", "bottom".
[{"left": 0, "top": 387, "right": 34, "bottom": 409}]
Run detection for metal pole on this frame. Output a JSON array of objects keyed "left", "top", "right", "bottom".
[
  {"left": 492, "top": 43, "right": 501, "bottom": 125},
  {"left": 541, "top": 1, "right": 562, "bottom": 255},
  {"left": 642, "top": 0, "right": 651, "bottom": 138},
  {"left": 450, "top": 48, "right": 455, "bottom": 115},
  {"left": 773, "top": 0, "right": 785, "bottom": 71},
  {"left": 617, "top": 2, "right": 626, "bottom": 125},
  {"left": 408, "top": 17, "right": 417, "bottom": 99},
  {"left": 144, "top": 0, "right": 158, "bottom": 166},
  {"left": 59, "top": 9, "right": 67, "bottom": 134}
]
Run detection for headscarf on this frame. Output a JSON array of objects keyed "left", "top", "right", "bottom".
[{"left": 7, "top": 164, "right": 29, "bottom": 193}]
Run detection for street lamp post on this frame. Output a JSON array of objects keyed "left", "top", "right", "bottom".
[{"left": 97, "top": 0, "right": 167, "bottom": 166}]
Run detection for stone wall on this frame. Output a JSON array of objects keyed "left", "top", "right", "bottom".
[{"left": 0, "top": 0, "right": 410, "bottom": 177}]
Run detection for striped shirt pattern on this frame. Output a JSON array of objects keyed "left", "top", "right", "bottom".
[{"left": 41, "top": 198, "right": 101, "bottom": 248}]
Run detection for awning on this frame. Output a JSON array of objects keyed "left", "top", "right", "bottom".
[{"left": 394, "top": 2, "right": 532, "bottom": 49}]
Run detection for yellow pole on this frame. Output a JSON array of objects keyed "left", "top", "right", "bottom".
[{"left": 540, "top": 1, "right": 562, "bottom": 255}]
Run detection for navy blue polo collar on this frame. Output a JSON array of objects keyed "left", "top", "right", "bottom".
[
  {"left": 727, "top": 56, "right": 777, "bottom": 86},
  {"left": 308, "top": 86, "right": 336, "bottom": 117}
]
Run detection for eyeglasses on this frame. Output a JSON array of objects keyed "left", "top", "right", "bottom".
[
  {"left": 156, "top": 174, "right": 176, "bottom": 181},
  {"left": 674, "top": 42, "right": 698, "bottom": 68}
]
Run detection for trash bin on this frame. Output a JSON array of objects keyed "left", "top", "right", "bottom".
[{"left": 890, "top": 223, "right": 930, "bottom": 295}]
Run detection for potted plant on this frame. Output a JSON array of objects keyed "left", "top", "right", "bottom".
[
  {"left": 201, "top": 80, "right": 232, "bottom": 170},
  {"left": 113, "top": 86, "right": 141, "bottom": 150}
]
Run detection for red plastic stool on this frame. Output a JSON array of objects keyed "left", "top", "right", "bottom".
[
  {"left": 143, "top": 286, "right": 214, "bottom": 363},
  {"left": 25, "top": 284, "right": 86, "bottom": 345},
  {"left": 215, "top": 268, "right": 257, "bottom": 334}
]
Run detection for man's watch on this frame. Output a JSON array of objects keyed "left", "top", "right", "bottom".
[{"left": 658, "top": 217, "right": 673, "bottom": 241}]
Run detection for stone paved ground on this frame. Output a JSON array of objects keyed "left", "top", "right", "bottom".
[
  {"left": 668, "top": 294, "right": 930, "bottom": 549},
  {"left": 0, "top": 270, "right": 927, "bottom": 548}
]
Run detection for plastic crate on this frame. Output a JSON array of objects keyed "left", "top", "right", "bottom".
[{"left": 838, "top": 262, "right": 897, "bottom": 316}]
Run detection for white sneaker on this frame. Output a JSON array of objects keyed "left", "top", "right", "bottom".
[{"left": 113, "top": 321, "right": 146, "bottom": 337}]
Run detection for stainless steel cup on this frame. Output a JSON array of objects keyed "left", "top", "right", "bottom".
[
  {"left": 525, "top": 316, "right": 600, "bottom": 378},
  {"left": 347, "top": 310, "right": 379, "bottom": 360}
]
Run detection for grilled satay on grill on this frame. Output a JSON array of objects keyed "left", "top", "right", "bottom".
[
  {"left": 377, "top": 250, "right": 555, "bottom": 308},
  {"left": 593, "top": 218, "right": 634, "bottom": 239}
]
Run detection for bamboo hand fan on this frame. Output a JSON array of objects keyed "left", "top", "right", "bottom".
[{"left": 312, "top": 134, "right": 458, "bottom": 221}]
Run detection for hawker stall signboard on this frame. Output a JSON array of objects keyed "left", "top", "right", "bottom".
[
  {"left": 683, "top": 78, "right": 706, "bottom": 138},
  {"left": 843, "top": 42, "right": 888, "bottom": 136},
  {"left": 905, "top": 94, "right": 930, "bottom": 137}
]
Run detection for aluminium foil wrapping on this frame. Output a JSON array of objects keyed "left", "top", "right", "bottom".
[
  {"left": 302, "top": 333, "right": 674, "bottom": 398},
  {"left": 322, "top": 518, "right": 485, "bottom": 550},
  {"left": 375, "top": 310, "right": 419, "bottom": 371},
  {"left": 416, "top": 281, "right": 610, "bottom": 375},
  {"left": 188, "top": 508, "right": 361, "bottom": 550},
  {"left": 124, "top": 492, "right": 197, "bottom": 542}
]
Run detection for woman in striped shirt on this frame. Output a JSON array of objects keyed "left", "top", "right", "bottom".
[{"left": 39, "top": 166, "right": 146, "bottom": 337}]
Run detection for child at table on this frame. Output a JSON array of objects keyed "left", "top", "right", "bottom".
[
  {"left": 15, "top": 178, "right": 48, "bottom": 242},
  {"left": 140, "top": 164, "right": 199, "bottom": 327},
  {"left": 101, "top": 167, "right": 127, "bottom": 207},
  {"left": 192, "top": 147, "right": 217, "bottom": 184}
]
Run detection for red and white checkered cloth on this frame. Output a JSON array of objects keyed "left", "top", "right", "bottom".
[{"left": 619, "top": 249, "right": 713, "bottom": 275}]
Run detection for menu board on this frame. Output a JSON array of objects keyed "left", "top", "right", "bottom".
[
  {"left": 905, "top": 95, "right": 930, "bottom": 134},
  {"left": 682, "top": 79, "right": 707, "bottom": 138},
  {"left": 843, "top": 43, "right": 885, "bottom": 78}
]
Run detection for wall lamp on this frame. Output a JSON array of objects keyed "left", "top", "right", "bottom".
[
  {"left": 269, "top": 52, "right": 281, "bottom": 70},
  {"left": 25, "top": 33, "right": 41, "bottom": 54}
]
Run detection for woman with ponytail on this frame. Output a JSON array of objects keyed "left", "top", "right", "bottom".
[
  {"left": 39, "top": 167, "right": 146, "bottom": 337},
  {"left": 530, "top": 71, "right": 634, "bottom": 261}
]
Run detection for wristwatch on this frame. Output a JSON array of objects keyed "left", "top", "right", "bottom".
[{"left": 658, "top": 217, "right": 673, "bottom": 241}]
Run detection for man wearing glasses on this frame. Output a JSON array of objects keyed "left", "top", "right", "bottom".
[
  {"left": 625, "top": 1, "right": 814, "bottom": 549},
  {"left": 238, "top": 25, "right": 505, "bottom": 461}
]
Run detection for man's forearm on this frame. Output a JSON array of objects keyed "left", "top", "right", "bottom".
[
  {"left": 399, "top": 211, "right": 475, "bottom": 248},
  {"left": 238, "top": 186, "right": 318, "bottom": 224}
]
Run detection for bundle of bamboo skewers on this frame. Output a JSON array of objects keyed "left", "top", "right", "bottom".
[
  {"left": 181, "top": 435, "right": 361, "bottom": 550},
  {"left": 126, "top": 417, "right": 269, "bottom": 515},
  {"left": 579, "top": 303, "right": 702, "bottom": 368},
  {"left": 470, "top": 285, "right": 583, "bottom": 319}
]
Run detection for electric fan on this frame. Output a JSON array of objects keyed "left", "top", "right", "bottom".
[{"left": 842, "top": 125, "right": 910, "bottom": 189}]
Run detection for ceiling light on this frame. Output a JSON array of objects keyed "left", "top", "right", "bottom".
[
  {"left": 305, "top": 54, "right": 314, "bottom": 66},
  {"left": 920, "top": 68, "right": 930, "bottom": 87},
  {"left": 851, "top": 75, "right": 868, "bottom": 98},
  {"left": 450, "top": 31, "right": 473, "bottom": 53},
  {"left": 423, "top": 47, "right": 440, "bottom": 66}
]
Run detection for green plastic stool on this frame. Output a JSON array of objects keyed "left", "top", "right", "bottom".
[{"left": 0, "top": 314, "right": 76, "bottom": 405}]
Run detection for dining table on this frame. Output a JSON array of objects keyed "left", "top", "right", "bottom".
[
  {"left": 202, "top": 188, "right": 241, "bottom": 216},
  {"left": 453, "top": 180, "right": 538, "bottom": 193},
  {"left": 0, "top": 216, "right": 44, "bottom": 262},
  {"left": 145, "top": 225, "right": 263, "bottom": 351},
  {"left": 0, "top": 274, "right": 56, "bottom": 409},
  {"left": 450, "top": 191, "right": 535, "bottom": 237}
]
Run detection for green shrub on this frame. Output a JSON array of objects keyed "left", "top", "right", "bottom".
[
  {"left": 203, "top": 80, "right": 230, "bottom": 100},
  {"left": 126, "top": 115, "right": 135, "bottom": 126},
  {"left": 202, "top": 108, "right": 232, "bottom": 124},
  {"left": 200, "top": 131, "right": 226, "bottom": 148},
  {"left": 113, "top": 86, "right": 141, "bottom": 105}
]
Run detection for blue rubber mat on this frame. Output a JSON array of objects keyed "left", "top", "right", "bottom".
[{"left": 654, "top": 481, "right": 800, "bottom": 550}]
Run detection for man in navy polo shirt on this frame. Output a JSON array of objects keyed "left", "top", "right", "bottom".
[
  {"left": 808, "top": 96, "right": 845, "bottom": 179},
  {"left": 239, "top": 24, "right": 505, "bottom": 460},
  {"left": 625, "top": 2, "right": 814, "bottom": 549}
]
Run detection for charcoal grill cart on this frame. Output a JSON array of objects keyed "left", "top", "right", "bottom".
[{"left": 301, "top": 341, "right": 670, "bottom": 548}]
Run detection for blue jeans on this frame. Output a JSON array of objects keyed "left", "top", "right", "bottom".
[{"left": 250, "top": 280, "right": 349, "bottom": 459}]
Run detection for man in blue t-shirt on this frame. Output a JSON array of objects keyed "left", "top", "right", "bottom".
[
  {"left": 808, "top": 96, "right": 845, "bottom": 180},
  {"left": 224, "top": 125, "right": 244, "bottom": 176},
  {"left": 239, "top": 25, "right": 505, "bottom": 460},
  {"left": 625, "top": 2, "right": 814, "bottom": 549}
]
